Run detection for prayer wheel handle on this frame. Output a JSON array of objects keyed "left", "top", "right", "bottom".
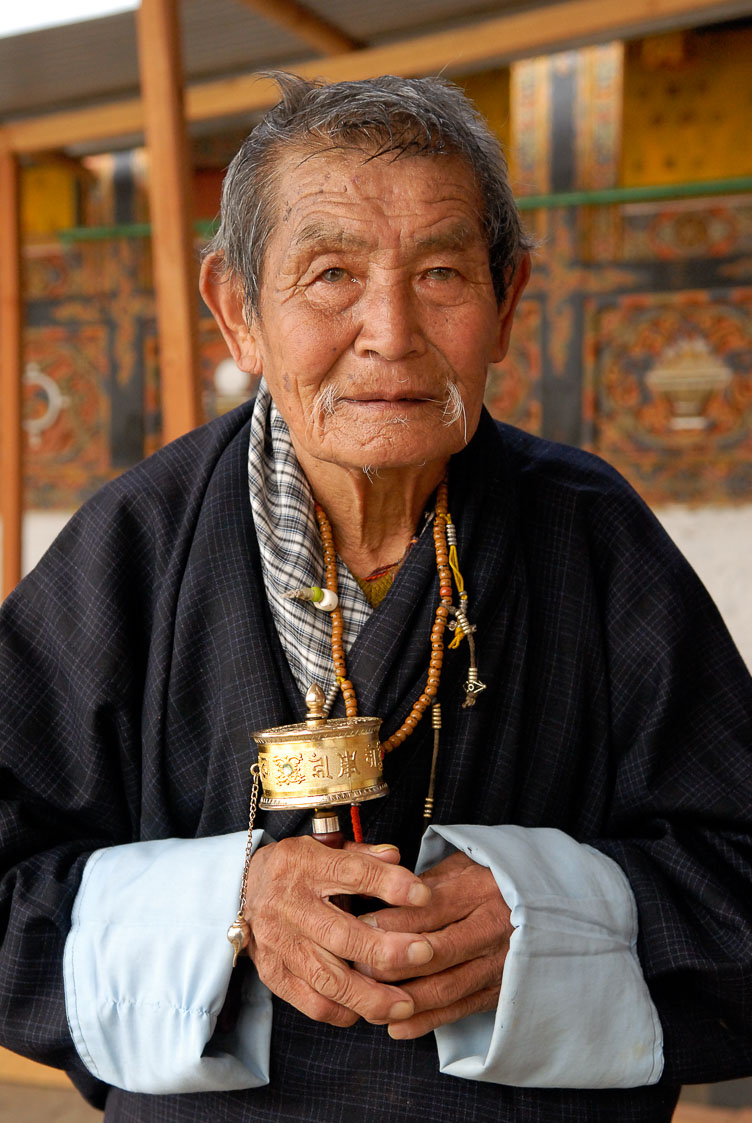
[{"left": 311, "top": 809, "right": 351, "bottom": 912}]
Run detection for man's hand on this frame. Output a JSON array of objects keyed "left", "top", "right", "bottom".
[
  {"left": 242, "top": 836, "right": 434, "bottom": 1028},
  {"left": 354, "top": 850, "right": 513, "bottom": 1039}
]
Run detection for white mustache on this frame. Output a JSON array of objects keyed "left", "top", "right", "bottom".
[{"left": 307, "top": 379, "right": 467, "bottom": 443}]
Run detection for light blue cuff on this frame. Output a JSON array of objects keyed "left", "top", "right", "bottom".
[
  {"left": 63, "top": 831, "right": 273, "bottom": 1093},
  {"left": 417, "top": 825, "right": 663, "bottom": 1089}
]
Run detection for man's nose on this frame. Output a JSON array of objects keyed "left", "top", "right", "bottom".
[{"left": 353, "top": 280, "right": 425, "bottom": 361}]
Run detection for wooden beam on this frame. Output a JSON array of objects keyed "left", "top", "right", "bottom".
[
  {"left": 136, "top": 0, "right": 201, "bottom": 444},
  {"left": 187, "top": 0, "right": 752, "bottom": 122},
  {"left": 2, "top": 0, "right": 752, "bottom": 152},
  {"left": 236, "top": 0, "right": 361, "bottom": 55},
  {"left": 0, "top": 144, "right": 23, "bottom": 598}
]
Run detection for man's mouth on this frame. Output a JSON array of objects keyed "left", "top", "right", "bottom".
[{"left": 341, "top": 394, "right": 435, "bottom": 406}]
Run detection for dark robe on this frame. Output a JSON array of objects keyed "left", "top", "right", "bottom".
[{"left": 1, "top": 405, "right": 751, "bottom": 1123}]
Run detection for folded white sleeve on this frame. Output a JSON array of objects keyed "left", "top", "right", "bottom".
[
  {"left": 63, "top": 831, "right": 273, "bottom": 1094},
  {"left": 417, "top": 824, "right": 663, "bottom": 1089}
]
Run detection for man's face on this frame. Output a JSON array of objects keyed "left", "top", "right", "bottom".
[{"left": 208, "top": 146, "right": 528, "bottom": 474}]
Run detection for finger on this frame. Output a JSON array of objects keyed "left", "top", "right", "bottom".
[
  {"left": 343, "top": 841, "right": 402, "bottom": 865},
  {"left": 399, "top": 955, "right": 503, "bottom": 1013},
  {"left": 418, "top": 850, "right": 477, "bottom": 883},
  {"left": 319, "top": 845, "right": 431, "bottom": 907},
  {"left": 256, "top": 936, "right": 419, "bottom": 1026},
  {"left": 300, "top": 899, "right": 435, "bottom": 976},
  {"left": 359, "top": 874, "right": 482, "bottom": 933},
  {"left": 247, "top": 836, "right": 428, "bottom": 910},
  {"left": 262, "top": 960, "right": 360, "bottom": 1028},
  {"left": 250, "top": 885, "right": 434, "bottom": 988},
  {"left": 356, "top": 904, "right": 511, "bottom": 982},
  {"left": 388, "top": 983, "right": 500, "bottom": 1040},
  {"left": 358, "top": 864, "right": 503, "bottom": 939}
]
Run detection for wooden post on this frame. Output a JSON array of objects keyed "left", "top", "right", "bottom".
[
  {"left": 136, "top": 0, "right": 201, "bottom": 445},
  {"left": 0, "top": 145, "right": 22, "bottom": 598}
]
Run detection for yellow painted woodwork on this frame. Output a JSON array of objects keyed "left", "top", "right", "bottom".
[
  {"left": 0, "top": 1047, "right": 70, "bottom": 1088},
  {"left": 0, "top": 0, "right": 745, "bottom": 155},
  {"left": 21, "top": 164, "right": 78, "bottom": 237},
  {"left": 455, "top": 69, "right": 511, "bottom": 152},
  {"left": 623, "top": 26, "right": 752, "bottom": 185}
]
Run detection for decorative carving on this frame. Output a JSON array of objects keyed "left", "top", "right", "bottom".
[
  {"left": 23, "top": 362, "right": 69, "bottom": 449},
  {"left": 646, "top": 336, "right": 732, "bottom": 430},
  {"left": 273, "top": 753, "right": 305, "bottom": 786},
  {"left": 337, "top": 750, "right": 359, "bottom": 779},
  {"left": 308, "top": 753, "right": 332, "bottom": 779},
  {"left": 364, "top": 745, "right": 382, "bottom": 770}
]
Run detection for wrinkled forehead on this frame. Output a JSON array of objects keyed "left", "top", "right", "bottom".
[{"left": 263, "top": 139, "right": 483, "bottom": 235}]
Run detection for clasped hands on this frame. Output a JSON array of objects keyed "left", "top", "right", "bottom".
[{"left": 242, "top": 836, "right": 513, "bottom": 1038}]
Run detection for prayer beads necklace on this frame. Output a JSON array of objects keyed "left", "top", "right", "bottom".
[{"left": 314, "top": 479, "right": 485, "bottom": 834}]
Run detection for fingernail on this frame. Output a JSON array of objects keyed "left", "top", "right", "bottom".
[
  {"left": 407, "top": 883, "right": 431, "bottom": 906},
  {"left": 360, "top": 914, "right": 378, "bottom": 928},
  {"left": 370, "top": 844, "right": 399, "bottom": 854},
  {"left": 407, "top": 939, "right": 433, "bottom": 966},
  {"left": 388, "top": 1000, "right": 413, "bottom": 1020}
]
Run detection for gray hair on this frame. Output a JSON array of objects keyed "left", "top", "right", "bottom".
[{"left": 204, "top": 72, "right": 533, "bottom": 320}]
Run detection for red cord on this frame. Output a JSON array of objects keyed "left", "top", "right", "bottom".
[{"left": 350, "top": 804, "right": 363, "bottom": 842}]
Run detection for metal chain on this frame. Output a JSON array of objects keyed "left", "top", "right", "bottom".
[{"left": 237, "top": 763, "right": 260, "bottom": 915}]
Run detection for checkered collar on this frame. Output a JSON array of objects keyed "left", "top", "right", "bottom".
[{"left": 247, "top": 380, "right": 372, "bottom": 710}]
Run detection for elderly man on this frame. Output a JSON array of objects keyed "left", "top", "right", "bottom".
[{"left": 1, "top": 73, "right": 751, "bottom": 1123}]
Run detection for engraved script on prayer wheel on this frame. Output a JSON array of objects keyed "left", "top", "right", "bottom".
[{"left": 252, "top": 684, "right": 388, "bottom": 811}]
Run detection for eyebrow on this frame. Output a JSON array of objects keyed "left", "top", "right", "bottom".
[
  {"left": 290, "top": 224, "right": 369, "bottom": 253},
  {"left": 289, "top": 220, "right": 479, "bottom": 257},
  {"left": 413, "top": 223, "right": 477, "bottom": 253}
]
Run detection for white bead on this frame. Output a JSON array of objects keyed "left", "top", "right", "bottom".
[{"left": 312, "top": 588, "right": 339, "bottom": 612}]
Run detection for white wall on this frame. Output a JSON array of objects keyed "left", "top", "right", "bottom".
[
  {"left": 2, "top": 505, "right": 751, "bottom": 670},
  {"left": 653, "top": 505, "right": 752, "bottom": 671}
]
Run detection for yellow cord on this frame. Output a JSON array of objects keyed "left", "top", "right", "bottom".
[
  {"left": 446, "top": 516, "right": 465, "bottom": 595},
  {"left": 445, "top": 516, "right": 468, "bottom": 649},
  {"left": 448, "top": 624, "right": 464, "bottom": 650}
]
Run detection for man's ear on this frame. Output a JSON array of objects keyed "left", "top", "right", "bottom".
[
  {"left": 199, "top": 252, "right": 263, "bottom": 375},
  {"left": 491, "top": 252, "right": 531, "bottom": 364}
]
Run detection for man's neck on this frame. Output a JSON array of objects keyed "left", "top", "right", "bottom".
[{"left": 291, "top": 441, "right": 448, "bottom": 579}]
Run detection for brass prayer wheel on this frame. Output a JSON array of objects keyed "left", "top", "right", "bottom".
[{"left": 252, "top": 683, "right": 388, "bottom": 811}]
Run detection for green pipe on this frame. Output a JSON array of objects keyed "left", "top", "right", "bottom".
[
  {"left": 516, "top": 176, "right": 752, "bottom": 209},
  {"left": 53, "top": 177, "right": 752, "bottom": 242},
  {"left": 57, "top": 219, "right": 217, "bottom": 243}
]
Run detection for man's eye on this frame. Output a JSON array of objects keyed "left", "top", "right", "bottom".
[
  {"left": 425, "top": 267, "right": 459, "bottom": 280},
  {"left": 318, "top": 267, "right": 350, "bottom": 283}
]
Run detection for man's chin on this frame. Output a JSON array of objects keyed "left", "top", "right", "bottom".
[
  {"left": 314, "top": 443, "right": 460, "bottom": 477},
  {"left": 292, "top": 418, "right": 476, "bottom": 480}
]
